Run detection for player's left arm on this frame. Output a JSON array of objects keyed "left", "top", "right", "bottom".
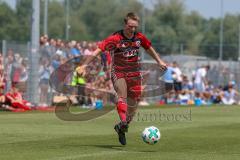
[
  {"left": 145, "top": 46, "right": 167, "bottom": 71},
  {"left": 139, "top": 32, "right": 167, "bottom": 71}
]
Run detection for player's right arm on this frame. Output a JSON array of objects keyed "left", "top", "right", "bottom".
[
  {"left": 75, "top": 48, "right": 102, "bottom": 75},
  {"left": 76, "top": 35, "right": 117, "bottom": 75}
]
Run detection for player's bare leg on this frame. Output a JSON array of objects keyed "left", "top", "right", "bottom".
[
  {"left": 113, "top": 78, "right": 129, "bottom": 145},
  {"left": 113, "top": 78, "right": 128, "bottom": 122}
]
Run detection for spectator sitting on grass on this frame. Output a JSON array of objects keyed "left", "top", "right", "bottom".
[
  {"left": 178, "top": 90, "right": 191, "bottom": 105},
  {"left": 194, "top": 92, "right": 204, "bottom": 106},
  {"left": 211, "top": 87, "right": 222, "bottom": 104},
  {"left": 221, "top": 85, "right": 239, "bottom": 105},
  {"left": 5, "top": 83, "right": 32, "bottom": 111}
]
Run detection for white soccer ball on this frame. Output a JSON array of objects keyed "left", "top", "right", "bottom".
[{"left": 142, "top": 126, "right": 161, "bottom": 145}]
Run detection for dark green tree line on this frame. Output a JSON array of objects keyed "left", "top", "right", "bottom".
[{"left": 0, "top": 0, "right": 239, "bottom": 59}]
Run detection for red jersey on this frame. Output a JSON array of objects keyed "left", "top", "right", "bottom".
[
  {"left": 98, "top": 30, "right": 151, "bottom": 73},
  {"left": 6, "top": 92, "right": 22, "bottom": 101}
]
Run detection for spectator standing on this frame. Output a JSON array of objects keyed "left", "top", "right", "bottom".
[
  {"left": 194, "top": 65, "right": 210, "bottom": 93},
  {"left": 172, "top": 61, "right": 182, "bottom": 93},
  {"left": 39, "top": 58, "right": 52, "bottom": 106},
  {"left": 163, "top": 63, "right": 174, "bottom": 84}
]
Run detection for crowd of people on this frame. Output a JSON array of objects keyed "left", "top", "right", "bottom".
[
  {"left": 39, "top": 35, "right": 113, "bottom": 107},
  {"left": 0, "top": 35, "right": 239, "bottom": 112},
  {"left": 162, "top": 62, "right": 239, "bottom": 105},
  {"left": 0, "top": 35, "right": 113, "bottom": 111}
]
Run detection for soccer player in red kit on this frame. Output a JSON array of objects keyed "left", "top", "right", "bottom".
[{"left": 76, "top": 12, "right": 167, "bottom": 145}]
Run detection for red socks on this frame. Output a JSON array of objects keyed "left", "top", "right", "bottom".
[{"left": 117, "top": 97, "right": 127, "bottom": 122}]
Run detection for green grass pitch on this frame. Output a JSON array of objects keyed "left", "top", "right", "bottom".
[{"left": 0, "top": 105, "right": 239, "bottom": 160}]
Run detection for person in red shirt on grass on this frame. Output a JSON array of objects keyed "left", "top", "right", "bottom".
[
  {"left": 0, "top": 64, "right": 9, "bottom": 110},
  {"left": 76, "top": 12, "right": 167, "bottom": 145},
  {"left": 5, "top": 82, "right": 31, "bottom": 111}
]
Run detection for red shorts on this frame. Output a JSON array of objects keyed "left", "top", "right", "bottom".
[{"left": 111, "top": 71, "right": 142, "bottom": 101}]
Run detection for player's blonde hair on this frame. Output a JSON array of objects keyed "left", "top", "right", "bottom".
[{"left": 124, "top": 12, "right": 140, "bottom": 24}]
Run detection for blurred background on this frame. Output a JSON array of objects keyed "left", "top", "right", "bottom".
[{"left": 0, "top": 0, "right": 240, "bottom": 108}]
